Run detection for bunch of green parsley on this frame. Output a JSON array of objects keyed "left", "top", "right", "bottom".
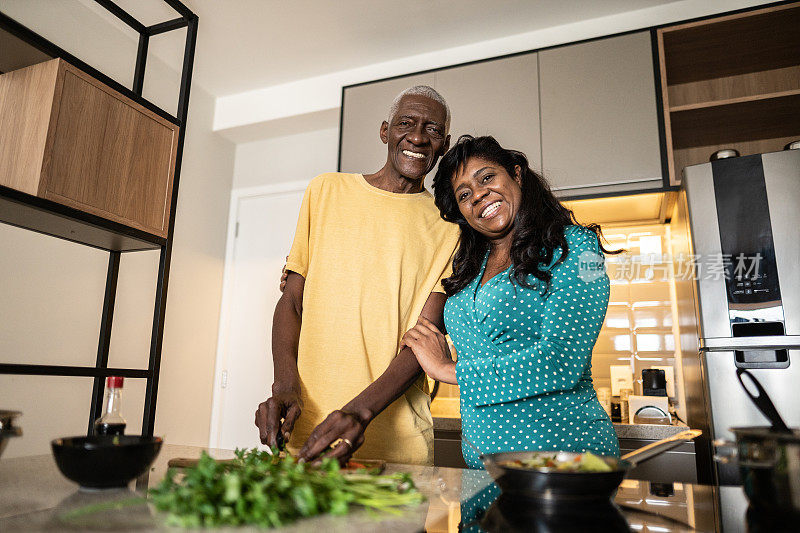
[{"left": 149, "top": 449, "right": 424, "bottom": 528}]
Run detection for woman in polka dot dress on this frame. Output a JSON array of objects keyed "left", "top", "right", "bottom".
[{"left": 402, "top": 135, "right": 620, "bottom": 469}]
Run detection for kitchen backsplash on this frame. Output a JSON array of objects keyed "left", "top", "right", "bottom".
[{"left": 593, "top": 224, "right": 678, "bottom": 400}]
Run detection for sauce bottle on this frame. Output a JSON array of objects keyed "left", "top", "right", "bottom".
[{"left": 94, "top": 376, "right": 126, "bottom": 436}]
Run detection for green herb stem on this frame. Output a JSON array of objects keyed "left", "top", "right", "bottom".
[{"left": 148, "top": 449, "right": 424, "bottom": 528}]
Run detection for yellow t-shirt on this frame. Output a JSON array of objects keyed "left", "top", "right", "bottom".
[{"left": 284, "top": 172, "right": 460, "bottom": 465}]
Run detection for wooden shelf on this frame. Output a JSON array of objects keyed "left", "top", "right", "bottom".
[
  {"left": 670, "top": 92, "right": 800, "bottom": 149},
  {"left": 670, "top": 88, "right": 800, "bottom": 112},
  {"left": 660, "top": 4, "right": 800, "bottom": 85},
  {"left": 668, "top": 66, "right": 800, "bottom": 109},
  {"left": 656, "top": 3, "right": 800, "bottom": 185},
  {"left": 0, "top": 184, "right": 164, "bottom": 252},
  {"left": 672, "top": 136, "right": 799, "bottom": 180}
]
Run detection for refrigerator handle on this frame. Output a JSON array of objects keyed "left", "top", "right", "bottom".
[{"left": 700, "top": 335, "right": 800, "bottom": 352}]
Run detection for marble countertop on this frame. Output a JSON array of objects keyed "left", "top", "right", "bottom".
[
  {"left": 0, "top": 444, "right": 737, "bottom": 531},
  {"left": 613, "top": 422, "right": 692, "bottom": 440},
  {"left": 433, "top": 417, "right": 691, "bottom": 440}
]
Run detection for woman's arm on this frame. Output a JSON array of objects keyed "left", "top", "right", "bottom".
[
  {"left": 402, "top": 316, "right": 458, "bottom": 384},
  {"left": 457, "top": 230, "right": 609, "bottom": 408}
]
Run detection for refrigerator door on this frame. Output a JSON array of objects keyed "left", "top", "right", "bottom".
[
  {"left": 762, "top": 149, "right": 800, "bottom": 333},
  {"left": 704, "top": 350, "right": 800, "bottom": 443},
  {"left": 683, "top": 149, "right": 800, "bottom": 339},
  {"left": 683, "top": 149, "right": 800, "bottom": 490}
]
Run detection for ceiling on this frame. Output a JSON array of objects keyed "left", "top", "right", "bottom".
[{"left": 103, "top": 0, "right": 681, "bottom": 97}]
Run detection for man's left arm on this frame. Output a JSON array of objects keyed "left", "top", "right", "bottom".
[{"left": 298, "top": 291, "right": 447, "bottom": 463}]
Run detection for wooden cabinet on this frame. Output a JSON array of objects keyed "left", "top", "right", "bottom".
[
  {"left": 434, "top": 52, "right": 541, "bottom": 171},
  {"left": 657, "top": 3, "right": 800, "bottom": 185},
  {"left": 539, "top": 31, "right": 663, "bottom": 197},
  {"left": 0, "top": 58, "right": 178, "bottom": 237},
  {"left": 340, "top": 73, "right": 434, "bottom": 175}
]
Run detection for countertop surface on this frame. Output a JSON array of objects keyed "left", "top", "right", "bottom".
[
  {"left": 434, "top": 416, "right": 691, "bottom": 440},
  {"left": 0, "top": 444, "right": 761, "bottom": 532}
]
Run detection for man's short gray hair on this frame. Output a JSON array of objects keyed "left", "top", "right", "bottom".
[{"left": 387, "top": 85, "right": 451, "bottom": 134}]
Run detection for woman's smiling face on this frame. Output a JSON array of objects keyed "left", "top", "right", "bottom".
[{"left": 451, "top": 157, "right": 523, "bottom": 240}]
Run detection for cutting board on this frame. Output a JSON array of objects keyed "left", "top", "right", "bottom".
[{"left": 167, "top": 456, "right": 386, "bottom": 473}]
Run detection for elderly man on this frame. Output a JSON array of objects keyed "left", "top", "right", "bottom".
[{"left": 254, "top": 86, "right": 459, "bottom": 465}]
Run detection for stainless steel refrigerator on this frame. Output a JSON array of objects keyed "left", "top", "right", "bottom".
[{"left": 675, "top": 147, "right": 800, "bottom": 529}]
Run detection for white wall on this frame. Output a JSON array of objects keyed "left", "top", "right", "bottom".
[
  {"left": 232, "top": 127, "right": 339, "bottom": 189},
  {"left": 0, "top": 1, "right": 235, "bottom": 456}
]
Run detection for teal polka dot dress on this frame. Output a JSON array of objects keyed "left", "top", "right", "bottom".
[{"left": 445, "top": 225, "right": 619, "bottom": 469}]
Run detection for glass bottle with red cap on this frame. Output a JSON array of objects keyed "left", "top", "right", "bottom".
[{"left": 94, "top": 376, "right": 127, "bottom": 436}]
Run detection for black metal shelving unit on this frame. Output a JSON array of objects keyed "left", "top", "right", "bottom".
[{"left": 0, "top": 0, "right": 197, "bottom": 436}]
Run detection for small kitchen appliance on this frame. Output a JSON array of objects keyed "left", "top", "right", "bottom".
[
  {"left": 628, "top": 395, "right": 671, "bottom": 425},
  {"left": 642, "top": 369, "right": 667, "bottom": 396}
]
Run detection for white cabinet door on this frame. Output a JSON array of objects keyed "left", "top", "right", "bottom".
[
  {"left": 539, "top": 31, "right": 663, "bottom": 197},
  {"left": 211, "top": 188, "right": 305, "bottom": 451},
  {"left": 434, "top": 52, "right": 541, "bottom": 171},
  {"left": 340, "top": 73, "right": 435, "bottom": 175}
]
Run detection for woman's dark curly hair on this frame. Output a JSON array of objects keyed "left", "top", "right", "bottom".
[{"left": 432, "top": 135, "right": 618, "bottom": 296}]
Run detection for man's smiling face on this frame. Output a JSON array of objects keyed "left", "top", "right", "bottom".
[{"left": 380, "top": 94, "right": 450, "bottom": 181}]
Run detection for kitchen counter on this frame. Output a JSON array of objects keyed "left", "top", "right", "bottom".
[
  {"left": 613, "top": 422, "right": 691, "bottom": 440},
  {"left": 0, "top": 444, "right": 759, "bottom": 532},
  {"left": 433, "top": 418, "right": 697, "bottom": 481},
  {"left": 434, "top": 416, "right": 690, "bottom": 440}
]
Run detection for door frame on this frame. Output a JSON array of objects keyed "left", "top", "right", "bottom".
[{"left": 208, "top": 180, "right": 309, "bottom": 449}]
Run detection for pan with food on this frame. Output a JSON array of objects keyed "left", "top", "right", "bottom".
[{"left": 466, "top": 429, "right": 701, "bottom": 501}]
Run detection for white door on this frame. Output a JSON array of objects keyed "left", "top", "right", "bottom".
[{"left": 210, "top": 187, "right": 305, "bottom": 450}]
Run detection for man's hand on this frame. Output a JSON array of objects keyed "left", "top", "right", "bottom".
[
  {"left": 298, "top": 410, "right": 367, "bottom": 465},
  {"left": 401, "top": 316, "right": 457, "bottom": 384},
  {"left": 261, "top": 270, "right": 305, "bottom": 448},
  {"left": 254, "top": 389, "right": 302, "bottom": 449},
  {"left": 297, "top": 292, "right": 447, "bottom": 464}
]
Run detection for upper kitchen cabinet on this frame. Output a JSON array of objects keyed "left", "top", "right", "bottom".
[
  {"left": 340, "top": 73, "right": 435, "bottom": 174},
  {"left": 434, "top": 52, "right": 541, "bottom": 170},
  {"left": 539, "top": 31, "right": 663, "bottom": 197},
  {"left": 657, "top": 3, "right": 800, "bottom": 185},
  {"left": 0, "top": 58, "right": 178, "bottom": 238}
]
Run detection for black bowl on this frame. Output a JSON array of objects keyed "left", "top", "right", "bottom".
[{"left": 51, "top": 435, "right": 163, "bottom": 489}]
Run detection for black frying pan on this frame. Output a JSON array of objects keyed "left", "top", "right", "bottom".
[{"left": 467, "top": 429, "right": 701, "bottom": 501}]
